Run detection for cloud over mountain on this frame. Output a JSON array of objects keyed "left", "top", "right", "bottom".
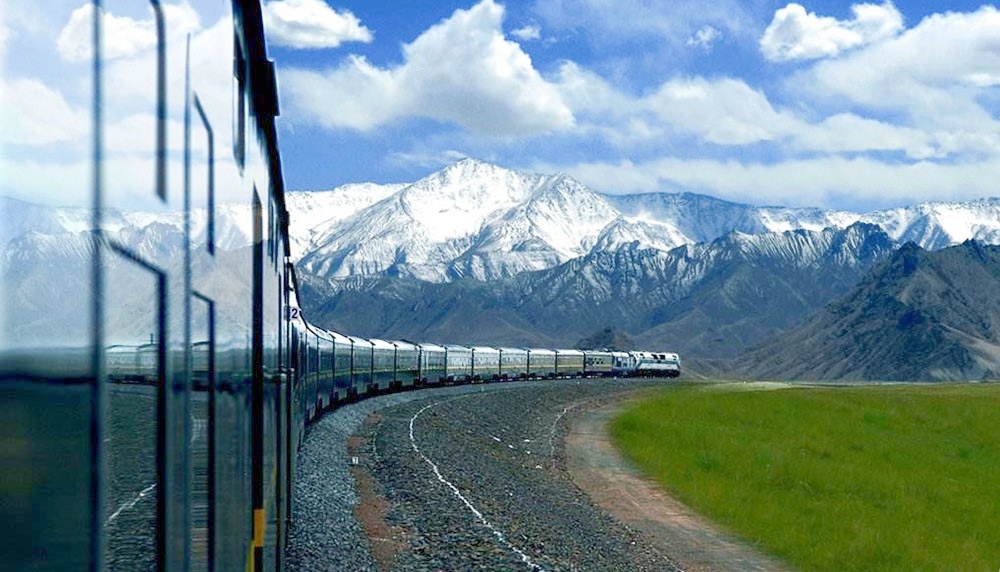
[
  {"left": 282, "top": 0, "right": 573, "bottom": 135},
  {"left": 761, "top": 1, "right": 903, "bottom": 62},
  {"left": 263, "top": 0, "right": 373, "bottom": 49}
]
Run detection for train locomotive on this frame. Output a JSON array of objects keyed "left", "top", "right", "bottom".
[{"left": 0, "top": 1, "right": 678, "bottom": 571}]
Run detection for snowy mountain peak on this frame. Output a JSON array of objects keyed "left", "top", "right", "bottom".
[
  {"left": 395, "top": 160, "right": 548, "bottom": 243},
  {"left": 865, "top": 198, "right": 1000, "bottom": 249},
  {"left": 284, "top": 160, "right": 1000, "bottom": 283}
]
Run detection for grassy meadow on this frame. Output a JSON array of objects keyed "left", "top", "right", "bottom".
[{"left": 610, "top": 382, "right": 1000, "bottom": 571}]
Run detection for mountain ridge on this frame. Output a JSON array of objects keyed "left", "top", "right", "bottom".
[
  {"left": 285, "top": 159, "right": 1000, "bottom": 283},
  {"left": 736, "top": 240, "right": 1000, "bottom": 381},
  {"left": 300, "top": 223, "right": 899, "bottom": 359}
]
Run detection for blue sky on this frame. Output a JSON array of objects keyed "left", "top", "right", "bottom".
[
  {"left": 3, "top": 1, "right": 1000, "bottom": 211},
  {"left": 266, "top": 0, "right": 1000, "bottom": 210}
]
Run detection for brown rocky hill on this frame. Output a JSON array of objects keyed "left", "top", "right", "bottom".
[{"left": 738, "top": 241, "right": 1000, "bottom": 381}]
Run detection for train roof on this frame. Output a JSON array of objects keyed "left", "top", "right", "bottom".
[
  {"left": 347, "top": 335, "right": 373, "bottom": 346},
  {"left": 390, "top": 340, "right": 418, "bottom": 351},
  {"left": 417, "top": 342, "right": 446, "bottom": 352},
  {"left": 305, "top": 324, "right": 329, "bottom": 339},
  {"left": 527, "top": 348, "right": 556, "bottom": 356},
  {"left": 555, "top": 348, "right": 585, "bottom": 356},
  {"left": 469, "top": 346, "right": 499, "bottom": 353},
  {"left": 331, "top": 331, "right": 353, "bottom": 344},
  {"left": 317, "top": 329, "right": 352, "bottom": 343},
  {"left": 368, "top": 338, "right": 396, "bottom": 350},
  {"left": 632, "top": 351, "right": 680, "bottom": 358},
  {"left": 443, "top": 344, "right": 472, "bottom": 352},
  {"left": 495, "top": 346, "right": 527, "bottom": 354}
]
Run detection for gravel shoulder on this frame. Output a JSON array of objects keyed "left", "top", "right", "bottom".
[
  {"left": 358, "top": 379, "right": 683, "bottom": 571},
  {"left": 566, "top": 401, "right": 791, "bottom": 572}
]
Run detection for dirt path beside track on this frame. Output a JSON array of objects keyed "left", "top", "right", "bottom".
[{"left": 565, "top": 401, "right": 791, "bottom": 572}]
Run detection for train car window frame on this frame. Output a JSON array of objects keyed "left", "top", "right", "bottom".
[
  {"left": 103, "top": 239, "right": 169, "bottom": 571},
  {"left": 189, "top": 292, "right": 216, "bottom": 572},
  {"left": 192, "top": 94, "right": 216, "bottom": 256},
  {"left": 152, "top": 0, "right": 167, "bottom": 201},
  {"left": 232, "top": 39, "right": 245, "bottom": 170}
]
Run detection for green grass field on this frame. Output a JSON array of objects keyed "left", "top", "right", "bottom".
[{"left": 610, "top": 382, "right": 1000, "bottom": 571}]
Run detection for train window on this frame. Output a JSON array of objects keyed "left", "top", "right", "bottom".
[
  {"left": 192, "top": 94, "right": 216, "bottom": 256},
  {"left": 103, "top": 245, "right": 165, "bottom": 570},
  {"left": 233, "top": 39, "right": 245, "bottom": 170}
]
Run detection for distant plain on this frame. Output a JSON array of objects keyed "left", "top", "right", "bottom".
[{"left": 611, "top": 382, "right": 1000, "bottom": 571}]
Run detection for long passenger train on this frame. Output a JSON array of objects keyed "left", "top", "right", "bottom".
[{"left": 0, "top": 1, "right": 677, "bottom": 570}]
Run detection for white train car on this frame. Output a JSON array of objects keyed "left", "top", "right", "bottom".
[
  {"left": 470, "top": 346, "right": 501, "bottom": 381},
  {"left": 391, "top": 340, "right": 420, "bottom": 388},
  {"left": 497, "top": 347, "right": 528, "bottom": 380},
  {"left": 630, "top": 351, "right": 682, "bottom": 378},
  {"left": 582, "top": 350, "right": 614, "bottom": 377},
  {"left": 418, "top": 342, "right": 447, "bottom": 384},
  {"left": 610, "top": 351, "right": 636, "bottom": 377},
  {"left": 527, "top": 348, "right": 557, "bottom": 378},
  {"left": 555, "top": 349, "right": 585, "bottom": 378},
  {"left": 444, "top": 345, "right": 473, "bottom": 382}
]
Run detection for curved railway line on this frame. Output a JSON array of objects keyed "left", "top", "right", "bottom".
[{"left": 288, "top": 379, "right": 694, "bottom": 571}]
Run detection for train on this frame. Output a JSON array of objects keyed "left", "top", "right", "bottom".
[
  {"left": 286, "top": 325, "right": 680, "bottom": 418},
  {"left": 0, "top": 2, "right": 677, "bottom": 571}
]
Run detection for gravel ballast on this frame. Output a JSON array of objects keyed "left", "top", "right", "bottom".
[{"left": 286, "top": 378, "right": 683, "bottom": 571}]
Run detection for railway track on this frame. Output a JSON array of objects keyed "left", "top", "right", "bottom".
[{"left": 288, "top": 378, "right": 684, "bottom": 571}]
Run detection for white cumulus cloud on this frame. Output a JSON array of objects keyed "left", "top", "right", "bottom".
[
  {"left": 560, "top": 155, "right": 1000, "bottom": 209},
  {"left": 57, "top": 2, "right": 200, "bottom": 63},
  {"left": 761, "top": 1, "right": 903, "bottom": 62},
  {"left": 552, "top": 65, "right": 804, "bottom": 147},
  {"left": 263, "top": 0, "right": 372, "bottom": 49},
  {"left": 646, "top": 77, "right": 801, "bottom": 145},
  {"left": 282, "top": 0, "right": 573, "bottom": 136},
  {"left": 793, "top": 113, "right": 938, "bottom": 159},
  {"left": 796, "top": 5, "right": 1000, "bottom": 152},
  {"left": 0, "top": 77, "right": 88, "bottom": 146},
  {"left": 686, "top": 26, "right": 721, "bottom": 51},
  {"left": 511, "top": 23, "right": 541, "bottom": 41}
]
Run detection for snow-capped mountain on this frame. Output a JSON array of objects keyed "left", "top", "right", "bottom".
[
  {"left": 863, "top": 199, "right": 1000, "bottom": 248},
  {"left": 296, "top": 160, "right": 581, "bottom": 281},
  {"left": 302, "top": 223, "right": 898, "bottom": 358},
  {"left": 285, "top": 182, "right": 404, "bottom": 260},
  {"left": 286, "top": 159, "right": 1000, "bottom": 284}
]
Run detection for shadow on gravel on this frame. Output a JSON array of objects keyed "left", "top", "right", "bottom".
[{"left": 349, "top": 416, "right": 409, "bottom": 572}]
